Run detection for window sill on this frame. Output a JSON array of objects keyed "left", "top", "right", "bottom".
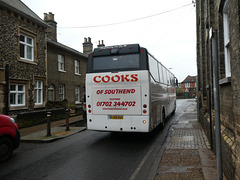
[
  {"left": 58, "top": 70, "right": 66, "bottom": 73},
  {"left": 34, "top": 104, "right": 45, "bottom": 108},
  {"left": 219, "top": 77, "right": 231, "bottom": 85},
  {"left": 10, "top": 106, "right": 27, "bottom": 111},
  {"left": 19, "top": 59, "right": 37, "bottom": 65},
  {"left": 75, "top": 73, "right": 81, "bottom": 76}
]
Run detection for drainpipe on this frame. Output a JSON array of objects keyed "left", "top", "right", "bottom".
[
  {"left": 212, "top": 30, "right": 223, "bottom": 180},
  {"left": 4, "top": 64, "right": 9, "bottom": 115}
]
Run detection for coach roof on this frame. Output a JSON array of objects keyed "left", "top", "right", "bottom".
[{"left": 92, "top": 44, "right": 140, "bottom": 56}]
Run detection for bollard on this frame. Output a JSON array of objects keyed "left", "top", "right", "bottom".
[
  {"left": 65, "top": 109, "right": 70, "bottom": 131},
  {"left": 46, "top": 111, "right": 51, "bottom": 136}
]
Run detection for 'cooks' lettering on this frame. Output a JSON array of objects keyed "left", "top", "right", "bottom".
[{"left": 93, "top": 74, "right": 138, "bottom": 83}]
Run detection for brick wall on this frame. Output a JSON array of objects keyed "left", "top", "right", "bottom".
[
  {"left": 47, "top": 41, "right": 87, "bottom": 105},
  {"left": 0, "top": 5, "right": 47, "bottom": 114},
  {"left": 16, "top": 108, "right": 66, "bottom": 128},
  {"left": 196, "top": 0, "right": 240, "bottom": 179}
]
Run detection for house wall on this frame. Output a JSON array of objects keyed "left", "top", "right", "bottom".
[
  {"left": 0, "top": 5, "right": 47, "bottom": 115},
  {"left": 196, "top": 0, "right": 240, "bottom": 179},
  {"left": 47, "top": 43, "right": 87, "bottom": 105},
  {"left": 0, "top": 68, "right": 4, "bottom": 114}
]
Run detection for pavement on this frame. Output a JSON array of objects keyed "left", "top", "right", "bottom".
[
  {"left": 19, "top": 115, "right": 86, "bottom": 142},
  {"left": 153, "top": 100, "right": 223, "bottom": 180}
]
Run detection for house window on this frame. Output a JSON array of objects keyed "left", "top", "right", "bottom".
[
  {"left": 35, "top": 80, "right": 43, "bottom": 105},
  {"left": 10, "top": 84, "right": 25, "bottom": 106},
  {"left": 185, "top": 83, "right": 190, "bottom": 88},
  {"left": 75, "top": 60, "right": 80, "bottom": 75},
  {"left": 58, "top": 54, "right": 65, "bottom": 71},
  {"left": 48, "top": 84, "right": 55, "bottom": 101},
  {"left": 20, "top": 34, "right": 34, "bottom": 61},
  {"left": 59, "top": 84, "right": 65, "bottom": 101},
  {"left": 223, "top": 0, "right": 231, "bottom": 77},
  {"left": 75, "top": 86, "right": 80, "bottom": 103}
]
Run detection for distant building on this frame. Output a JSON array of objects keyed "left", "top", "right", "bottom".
[
  {"left": 0, "top": 0, "right": 48, "bottom": 115},
  {"left": 196, "top": 0, "right": 240, "bottom": 179},
  {"left": 180, "top": 75, "right": 197, "bottom": 98}
]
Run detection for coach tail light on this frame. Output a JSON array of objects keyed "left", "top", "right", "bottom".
[
  {"left": 88, "top": 104, "right": 92, "bottom": 113},
  {"left": 143, "top": 104, "right": 147, "bottom": 114}
]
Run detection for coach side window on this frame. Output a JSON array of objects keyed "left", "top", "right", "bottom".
[
  {"left": 170, "top": 74, "right": 175, "bottom": 86},
  {"left": 162, "top": 67, "right": 167, "bottom": 84},
  {"left": 165, "top": 71, "right": 169, "bottom": 85},
  {"left": 148, "top": 55, "right": 160, "bottom": 82},
  {"left": 158, "top": 64, "right": 163, "bottom": 83}
]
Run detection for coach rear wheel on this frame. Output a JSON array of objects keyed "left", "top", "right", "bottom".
[{"left": 160, "top": 110, "right": 165, "bottom": 129}]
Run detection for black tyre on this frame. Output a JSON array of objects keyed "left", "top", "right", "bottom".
[
  {"left": 0, "top": 137, "right": 14, "bottom": 163},
  {"left": 160, "top": 110, "right": 165, "bottom": 129}
]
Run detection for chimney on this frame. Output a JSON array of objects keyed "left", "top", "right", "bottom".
[
  {"left": 44, "top": 12, "right": 57, "bottom": 41},
  {"left": 97, "top": 40, "right": 105, "bottom": 47},
  {"left": 83, "top": 37, "right": 93, "bottom": 55}
]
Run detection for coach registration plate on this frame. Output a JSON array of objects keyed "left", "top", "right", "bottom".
[{"left": 109, "top": 115, "right": 123, "bottom": 119}]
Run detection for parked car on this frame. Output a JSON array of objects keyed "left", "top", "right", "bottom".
[{"left": 0, "top": 114, "right": 20, "bottom": 163}]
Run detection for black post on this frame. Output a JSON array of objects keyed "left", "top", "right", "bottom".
[
  {"left": 4, "top": 64, "right": 9, "bottom": 115},
  {"left": 207, "top": 85, "right": 213, "bottom": 150},
  {"left": 46, "top": 112, "right": 51, "bottom": 136},
  {"left": 65, "top": 109, "right": 70, "bottom": 131}
]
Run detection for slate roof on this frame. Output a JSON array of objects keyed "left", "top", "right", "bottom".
[
  {"left": 0, "top": 0, "right": 48, "bottom": 27},
  {"left": 47, "top": 38, "right": 88, "bottom": 58},
  {"left": 182, "top": 75, "right": 197, "bottom": 83}
]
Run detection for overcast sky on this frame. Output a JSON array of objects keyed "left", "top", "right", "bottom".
[{"left": 21, "top": 0, "right": 197, "bottom": 82}]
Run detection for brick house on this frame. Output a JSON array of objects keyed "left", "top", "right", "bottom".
[
  {"left": 196, "top": 0, "right": 240, "bottom": 179},
  {"left": 180, "top": 75, "right": 197, "bottom": 98},
  {"left": 0, "top": 0, "right": 89, "bottom": 120},
  {"left": 0, "top": 0, "right": 48, "bottom": 115},
  {"left": 44, "top": 12, "right": 89, "bottom": 108}
]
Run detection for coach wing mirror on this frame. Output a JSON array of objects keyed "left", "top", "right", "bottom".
[{"left": 175, "top": 78, "right": 178, "bottom": 87}]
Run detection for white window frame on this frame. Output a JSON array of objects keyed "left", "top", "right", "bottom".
[
  {"left": 185, "top": 83, "right": 190, "bottom": 88},
  {"left": 75, "top": 86, "right": 80, "bottom": 103},
  {"left": 10, "top": 84, "right": 26, "bottom": 106},
  {"left": 58, "top": 54, "right": 65, "bottom": 72},
  {"left": 223, "top": 0, "right": 231, "bottom": 77},
  {"left": 59, "top": 84, "right": 65, "bottom": 101},
  {"left": 75, "top": 60, "right": 81, "bottom": 75},
  {"left": 35, "top": 80, "right": 43, "bottom": 105},
  {"left": 20, "top": 34, "right": 34, "bottom": 61},
  {"left": 48, "top": 84, "right": 55, "bottom": 101}
]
